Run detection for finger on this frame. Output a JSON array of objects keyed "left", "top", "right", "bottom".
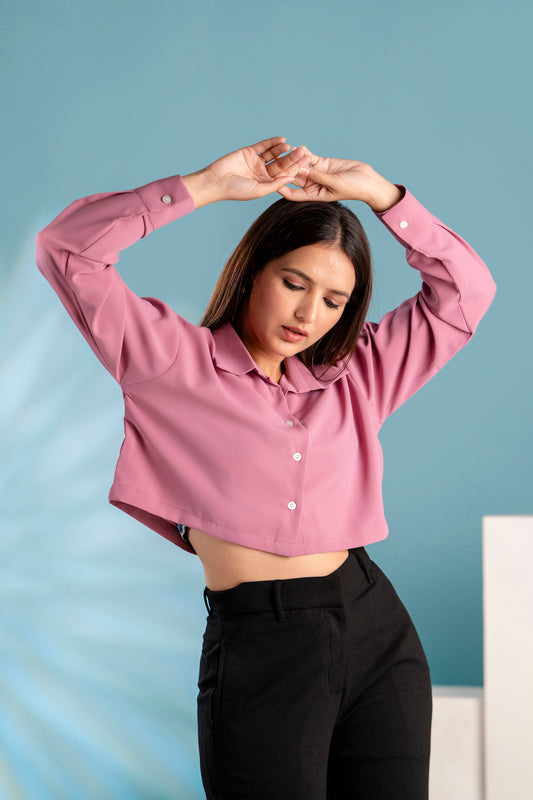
[
  {"left": 294, "top": 145, "right": 322, "bottom": 167},
  {"left": 274, "top": 168, "right": 315, "bottom": 193},
  {"left": 276, "top": 184, "right": 311, "bottom": 201},
  {"left": 250, "top": 136, "right": 287, "bottom": 154},
  {"left": 280, "top": 171, "right": 307, "bottom": 188},
  {"left": 301, "top": 165, "right": 338, "bottom": 189},
  {"left": 257, "top": 172, "right": 306, "bottom": 198},
  {"left": 266, "top": 149, "right": 309, "bottom": 177},
  {"left": 298, "top": 144, "right": 319, "bottom": 161},
  {"left": 258, "top": 141, "right": 293, "bottom": 164}
]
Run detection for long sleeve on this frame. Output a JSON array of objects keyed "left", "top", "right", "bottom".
[
  {"left": 347, "top": 189, "right": 497, "bottom": 425},
  {"left": 35, "top": 175, "right": 195, "bottom": 385}
]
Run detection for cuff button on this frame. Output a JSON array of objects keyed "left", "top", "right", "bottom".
[
  {"left": 399, "top": 220, "right": 408, "bottom": 229},
  {"left": 161, "top": 194, "right": 173, "bottom": 204}
]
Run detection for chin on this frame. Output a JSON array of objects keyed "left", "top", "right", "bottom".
[{"left": 288, "top": 344, "right": 313, "bottom": 361}]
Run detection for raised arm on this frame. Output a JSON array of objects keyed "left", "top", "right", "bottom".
[
  {"left": 35, "top": 138, "right": 310, "bottom": 385},
  {"left": 35, "top": 174, "right": 196, "bottom": 385},
  {"left": 277, "top": 148, "right": 497, "bottom": 422},
  {"left": 353, "top": 188, "right": 496, "bottom": 423}
]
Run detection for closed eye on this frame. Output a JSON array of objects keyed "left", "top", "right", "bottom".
[{"left": 282, "top": 278, "right": 340, "bottom": 310}]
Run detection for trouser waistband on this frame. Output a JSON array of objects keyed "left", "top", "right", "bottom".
[{"left": 203, "top": 547, "right": 373, "bottom": 618}]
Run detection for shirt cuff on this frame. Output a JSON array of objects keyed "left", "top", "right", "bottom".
[
  {"left": 374, "top": 185, "right": 436, "bottom": 250},
  {"left": 134, "top": 175, "right": 196, "bottom": 233}
]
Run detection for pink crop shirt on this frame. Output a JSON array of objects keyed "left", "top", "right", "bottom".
[{"left": 35, "top": 175, "right": 496, "bottom": 556}]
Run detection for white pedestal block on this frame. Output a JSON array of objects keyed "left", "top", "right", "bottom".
[
  {"left": 429, "top": 686, "right": 484, "bottom": 800},
  {"left": 483, "top": 515, "right": 533, "bottom": 800}
]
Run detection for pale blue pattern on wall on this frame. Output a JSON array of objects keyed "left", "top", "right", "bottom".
[{"left": 0, "top": 238, "right": 207, "bottom": 799}]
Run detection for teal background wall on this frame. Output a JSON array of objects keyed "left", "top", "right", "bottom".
[{"left": 2, "top": 0, "right": 531, "bottom": 797}]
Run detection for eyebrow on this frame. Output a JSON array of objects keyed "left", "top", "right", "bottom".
[{"left": 281, "top": 267, "right": 351, "bottom": 300}]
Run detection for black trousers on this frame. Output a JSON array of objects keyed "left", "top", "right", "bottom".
[{"left": 197, "top": 547, "right": 432, "bottom": 799}]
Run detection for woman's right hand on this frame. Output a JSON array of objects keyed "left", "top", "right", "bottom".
[{"left": 182, "top": 138, "right": 310, "bottom": 207}]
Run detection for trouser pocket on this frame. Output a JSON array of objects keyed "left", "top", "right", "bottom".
[
  {"left": 197, "top": 616, "right": 226, "bottom": 728},
  {"left": 197, "top": 617, "right": 227, "bottom": 799}
]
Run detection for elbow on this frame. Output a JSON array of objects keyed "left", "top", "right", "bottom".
[
  {"left": 35, "top": 229, "right": 48, "bottom": 274},
  {"left": 479, "top": 257, "right": 497, "bottom": 309},
  {"left": 35, "top": 225, "right": 55, "bottom": 256},
  {"left": 480, "top": 273, "right": 497, "bottom": 318},
  {"left": 35, "top": 227, "right": 65, "bottom": 279},
  {"left": 488, "top": 274, "right": 497, "bottom": 304},
  {"left": 35, "top": 229, "right": 52, "bottom": 275},
  {"left": 465, "top": 276, "right": 497, "bottom": 334}
]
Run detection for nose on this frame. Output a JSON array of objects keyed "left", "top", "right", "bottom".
[{"left": 295, "top": 291, "right": 321, "bottom": 323}]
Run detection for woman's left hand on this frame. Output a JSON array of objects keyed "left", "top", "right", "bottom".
[{"left": 277, "top": 147, "right": 403, "bottom": 212}]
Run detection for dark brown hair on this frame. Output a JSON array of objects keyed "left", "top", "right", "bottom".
[{"left": 199, "top": 198, "right": 372, "bottom": 378}]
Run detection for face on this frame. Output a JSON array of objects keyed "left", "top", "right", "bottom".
[{"left": 237, "top": 242, "right": 356, "bottom": 380}]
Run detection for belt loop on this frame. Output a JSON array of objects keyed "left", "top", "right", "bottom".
[
  {"left": 203, "top": 587, "right": 212, "bottom": 616},
  {"left": 273, "top": 581, "right": 286, "bottom": 622}
]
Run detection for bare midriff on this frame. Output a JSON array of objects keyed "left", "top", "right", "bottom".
[{"left": 187, "top": 527, "right": 350, "bottom": 591}]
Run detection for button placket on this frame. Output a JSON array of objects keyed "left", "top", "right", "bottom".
[
  {"left": 286, "top": 416, "right": 303, "bottom": 465},
  {"left": 279, "top": 399, "right": 306, "bottom": 529},
  {"left": 289, "top": 440, "right": 303, "bottom": 512},
  {"left": 287, "top": 428, "right": 304, "bottom": 521}
]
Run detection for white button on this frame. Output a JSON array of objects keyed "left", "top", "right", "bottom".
[
  {"left": 288, "top": 501, "right": 297, "bottom": 511},
  {"left": 293, "top": 452, "right": 302, "bottom": 462},
  {"left": 285, "top": 420, "right": 294, "bottom": 427},
  {"left": 399, "top": 220, "right": 408, "bottom": 229},
  {"left": 161, "top": 194, "right": 172, "bottom": 204}
]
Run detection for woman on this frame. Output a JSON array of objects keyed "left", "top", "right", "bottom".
[{"left": 35, "top": 137, "right": 496, "bottom": 799}]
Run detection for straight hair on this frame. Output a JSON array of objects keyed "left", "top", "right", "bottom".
[{"left": 199, "top": 198, "right": 372, "bottom": 379}]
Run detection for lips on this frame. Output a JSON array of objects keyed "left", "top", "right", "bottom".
[{"left": 283, "top": 326, "right": 308, "bottom": 336}]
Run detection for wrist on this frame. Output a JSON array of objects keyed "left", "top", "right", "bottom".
[
  {"left": 365, "top": 177, "right": 404, "bottom": 213},
  {"left": 181, "top": 168, "right": 223, "bottom": 208}
]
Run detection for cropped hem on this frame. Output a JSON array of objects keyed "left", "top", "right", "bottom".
[{"left": 108, "top": 483, "right": 389, "bottom": 557}]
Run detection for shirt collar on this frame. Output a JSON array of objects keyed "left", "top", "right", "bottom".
[{"left": 212, "top": 322, "right": 347, "bottom": 393}]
